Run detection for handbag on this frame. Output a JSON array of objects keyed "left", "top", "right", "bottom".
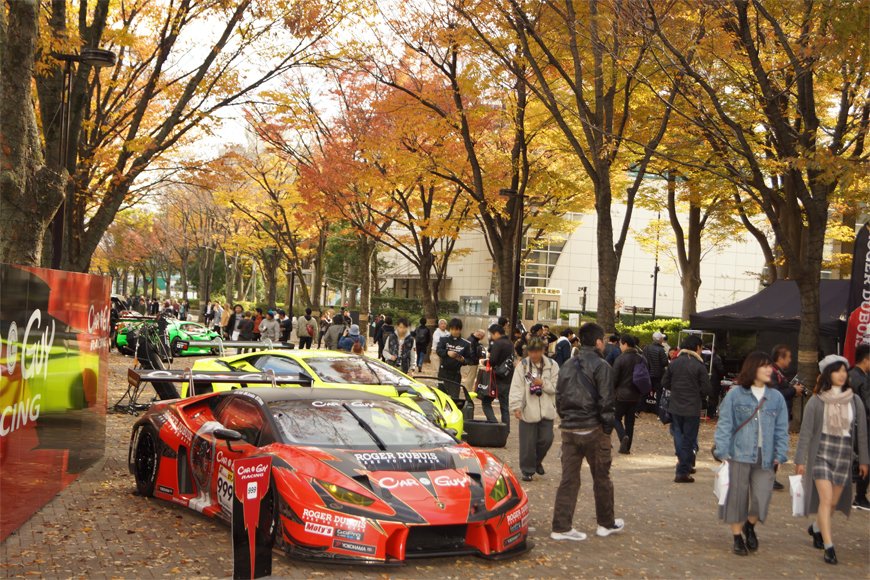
[
  {"left": 475, "top": 363, "right": 497, "bottom": 399},
  {"left": 658, "top": 388, "right": 672, "bottom": 425},
  {"left": 494, "top": 354, "right": 515, "bottom": 379},
  {"left": 711, "top": 396, "right": 766, "bottom": 461}
]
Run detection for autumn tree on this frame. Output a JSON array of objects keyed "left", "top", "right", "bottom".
[
  {"left": 0, "top": 1, "right": 66, "bottom": 265},
  {"left": 456, "top": 0, "right": 680, "bottom": 331},
  {"left": 647, "top": 0, "right": 869, "bottom": 380},
  {"left": 30, "top": 0, "right": 347, "bottom": 272}
]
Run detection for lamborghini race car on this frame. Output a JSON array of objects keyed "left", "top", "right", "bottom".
[
  {"left": 116, "top": 318, "right": 220, "bottom": 357},
  {"left": 190, "top": 350, "right": 466, "bottom": 434},
  {"left": 128, "top": 386, "right": 531, "bottom": 563}
]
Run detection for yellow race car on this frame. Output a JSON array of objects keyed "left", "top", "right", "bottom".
[{"left": 188, "top": 350, "right": 468, "bottom": 435}]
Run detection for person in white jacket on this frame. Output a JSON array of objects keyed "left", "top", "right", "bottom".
[{"left": 509, "top": 337, "right": 558, "bottom": 482}]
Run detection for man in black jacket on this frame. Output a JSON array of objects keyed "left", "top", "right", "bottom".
[
  {"left": 550, "top": 323, "right": 623, "bottom": 542},
  {"left": 642, "top": 332, "right": 669, "bottom": 413},
  {"left": 378, "top": 316, "right": 395, "bottom": 361},
  {"left": 436, "top": 318, "right": 471, "bottom": 399},
  {"left": 413, "top": 317, "right": 432, "bottom": 372},
  {"left": 662, "top": 334, "right": 712, "bottom": 483},
  {"left": 485, "top": 324, "right": 515, "bottom": 427}
]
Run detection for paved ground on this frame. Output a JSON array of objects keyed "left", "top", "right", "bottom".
[{"left": 2, "top": 349, "right": 869, "bottom": 579}]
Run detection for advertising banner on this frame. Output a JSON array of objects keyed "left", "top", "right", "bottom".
[
  {"left": 845, "top": 222, "right": 870, "bottom": 364},
  {"left": 232, "top": 455, "right": 273, "bottom": 579},
  {"left": 0, "top": 263, "right": 112, "bottom": 541}
]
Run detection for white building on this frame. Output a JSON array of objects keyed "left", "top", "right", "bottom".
[{"left": 383, "top": 203, "right": 768, "bottom": 319}]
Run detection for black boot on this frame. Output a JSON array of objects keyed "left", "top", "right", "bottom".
[
  {"left": 742, "top": 521, "right": 758, "bottom": 551},
  {"left": 807, "top": 524, "right": 824, "bottom": 550},
  {"left": 733, "top": 534, "right": 748, "bottom": 556},
  {"left": 618, "top": 436, "right": 630, "bottom": 454},
  {"left": 824, "top": 546, "right": 837, "bottom": 565}
]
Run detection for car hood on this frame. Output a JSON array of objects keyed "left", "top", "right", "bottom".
[{"left": 269, "top": 444, "right": 509, "bottom": 524}]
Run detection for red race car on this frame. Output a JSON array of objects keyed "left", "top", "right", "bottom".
[{"left": 128, "top": 373, "right": 532, "bottom": 564}]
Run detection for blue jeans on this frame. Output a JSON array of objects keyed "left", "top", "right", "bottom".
[
  {"left": 671, "top": 413, "right": 700, "bottom": 477},
  {"left": 416, "top": 350, "right": 426, "bottom": 370}
]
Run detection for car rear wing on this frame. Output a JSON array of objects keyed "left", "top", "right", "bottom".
[
  {"left": 127, "top": 367, "right": 312, "bottom": 398},
  {"left": 175, "top": 338, "right": 295, "bottom": 356}
]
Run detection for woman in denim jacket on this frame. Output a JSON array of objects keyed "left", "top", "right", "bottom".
[{"left": 713, "top": 352, "right": 789, "bottom": 556}]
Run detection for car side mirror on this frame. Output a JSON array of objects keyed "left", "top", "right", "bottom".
[{"left": 214, "top": 428, "right": 244, "bottom": 452}]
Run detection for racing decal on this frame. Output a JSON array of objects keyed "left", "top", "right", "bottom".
[
  {"left": 312, "top": 401, "right": 374, "bottom": 408},
  {"left": 503, "top": 532, "right": 522, "bottom": 548},
  {"left": 301, "top": 508, "right": 366, "bottom": 533},
  {"left": 335, "top": 528, "right": 363, "bottom": 541},
  {"left": 163, "top": 413, "right": 193, "bottom": 446},
  {"left": 304, "top": 522, "right": 334, "bottom": 537},
  {"left": 217, "top": 466, "right": 234, "bottom": 514},
  {"left": 352, "top": 450, "right": 451, "bottom": 471},
  {"left": 332, "top": 539, "right": 376, "bottom": 556},
  {"left": 158, "top": 485, "right": 174, "bottom": 495},
  {"left": 507, "top": 503, "right": 529, "bottom": 533},
  {"left": 234, "top": 390, "right": 265, "bottom": 404},
  {"left": 376, "top": 473, "right": 470, "bottom": 491}
]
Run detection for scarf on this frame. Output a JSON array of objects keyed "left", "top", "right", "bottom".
[{"left": 818, "top": 388, "right": 854, "bottom": 434}]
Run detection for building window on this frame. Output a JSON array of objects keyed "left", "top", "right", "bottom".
[
  {"left": 460, "top": 296, "right": 484, "bottom": 315},
  {"left": 537, "top": 300, "right": 559, "bottom": 322},
  {"left": 524, "top": 299, "right": 535, "bottom": 321},
  {"left": 521, "top": 237, "right": 566, "bottom": 289}
]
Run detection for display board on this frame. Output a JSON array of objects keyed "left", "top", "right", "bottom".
[{"left": 0, "top": 263, "right": 112, "bottom": 540}]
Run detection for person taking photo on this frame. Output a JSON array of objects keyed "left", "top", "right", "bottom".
[{"left": 509, "top": 337, "right": 557, "bottom": 482}]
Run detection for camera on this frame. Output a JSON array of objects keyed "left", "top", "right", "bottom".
[{"left": 527, "top": 372, "right": 543, "bottom": 396}]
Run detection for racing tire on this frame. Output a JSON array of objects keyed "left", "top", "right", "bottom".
[
  {"left": 133, "top": 425, "right": 160, "bottom": 497},
  {"left": 170, "top": 337, "right": 181, "bottom": 357}
]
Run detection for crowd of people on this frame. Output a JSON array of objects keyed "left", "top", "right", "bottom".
[
  {"left": 113, "top": 295, "right": 870, "bottom": 564},
  {"left": 411, "top": 317, "right": 870, "bottom": 564}
]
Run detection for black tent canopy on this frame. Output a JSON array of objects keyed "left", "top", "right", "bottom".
[{"left": 690, "top": 280, "right": 849, "bottom": 337}]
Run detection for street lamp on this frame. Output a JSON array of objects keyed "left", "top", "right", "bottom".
[
  {"left": 499, "top": 188, "right": 522, "bottom": 332},
  {"left": 50, "top": 48, "right": 117, "bottom": 269}
]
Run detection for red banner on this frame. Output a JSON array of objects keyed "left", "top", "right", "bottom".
[
  {"left": 232, "top": 455, "right": 273, "bottom": 579},
  {"left": 0, "top": 264, "right": 112, "bottom": 540}
]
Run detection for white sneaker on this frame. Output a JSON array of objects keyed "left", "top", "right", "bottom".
[
  {"left": 596, "top": 518, "right": 625, "bottom": 537},
  {"left": 550, "top": 528, "right": 587, "bottom": 541}
]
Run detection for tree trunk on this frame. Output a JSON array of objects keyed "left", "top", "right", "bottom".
[
  {"left": 595, "top": 178, "right": 618, "bottom": 331},
  {"left": 419, "top": 252, "right": 439, "bottom": 325},
  {"left": 150, "top": 267, "right": 158, "bottom": 299},
  {"left": 120, "top": 268, "right": 128, "bottom": 295},
  {"left": 132, "top": 271, "right": 139, "bottom": 295},
  {"left": 180, "top": 253, "right": 189, "bottom": 301},
  {"left": 0, "top": 1, "right": 66, "bottom": 266},
  {"left": 358, "top": 240, "right": 375, "bottom": 339},
  {"left": 312, "top": 229, "right": 326, "bottom": 308}
]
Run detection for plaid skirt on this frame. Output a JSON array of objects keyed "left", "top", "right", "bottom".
[{"left": 813, "top": 433, "right": 852, "bottom": 486}]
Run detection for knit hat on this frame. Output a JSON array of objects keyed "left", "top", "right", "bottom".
[
  {"left": 818, "top": 354, "right": 849, "bottom": 374},
  {"left": 349, "top": 324, "right": 360, "bottom": 336}
]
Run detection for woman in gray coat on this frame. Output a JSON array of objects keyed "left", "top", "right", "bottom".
[{"left": 795, "top": 355, "right": 870, "bottom": 565}]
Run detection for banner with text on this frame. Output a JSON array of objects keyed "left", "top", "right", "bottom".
[
  {"left": 0, "top": 263, "right": 112, "bottom": 540},
  {"left": 232, "top": 455, "right": 273, "bottom": 579}
]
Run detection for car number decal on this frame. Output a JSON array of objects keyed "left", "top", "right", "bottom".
[{"left": 217, "top": 466, "right": 234, "bottom": 513}]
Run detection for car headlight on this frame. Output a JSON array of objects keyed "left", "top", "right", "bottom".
[
  {"left": 490, "top": 475, "right": 508, "bottom": 502},
  {"left": 317, "top": 480, "right": 375, "bottom": 506}
]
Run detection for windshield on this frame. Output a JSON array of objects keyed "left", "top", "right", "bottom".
[
  {"left": 180, "top": 323, "right": 210, "bottom": 333},
  {"left": 305, "top": 357, "right": 413, "bottom": 386},
  {"left": 270, "top": 400, "right": 455, "bottom": 449}
]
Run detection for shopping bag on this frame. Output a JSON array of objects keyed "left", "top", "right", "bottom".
[
  {"left": 713, "top": 461, "right": 730, "bottom": 506},
  {"left": 789, "top": 474, "right": 805, "bottom": 517}
]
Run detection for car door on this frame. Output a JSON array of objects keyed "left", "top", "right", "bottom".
[{"left": 210, "top": 396, "right": 269, "bottom": 519}]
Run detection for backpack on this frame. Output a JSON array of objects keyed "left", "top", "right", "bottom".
[{"left": 632, "top": 357, "right": 653, "bottom": 395}]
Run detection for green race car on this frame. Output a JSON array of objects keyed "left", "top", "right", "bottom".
[
  {"left": 115, "top": 318, "right": 220, "bottom": 357},
  {"left": 189, "top": 350, "right": 469, "bottom": 435}
]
